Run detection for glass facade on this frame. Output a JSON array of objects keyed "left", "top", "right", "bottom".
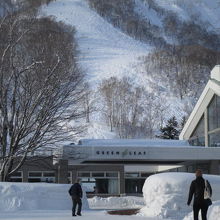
[
  {"left": 208, "top": 95, "right": 220, "bottom": 131},
  {"left": 209, "top": 131, "right": 220, "bottom": 147},
  {"left": 125, "top": 172, "right": 152, "bottom": 194},
  {"left": 188, "top": 94, "right": 220, "bottom": 147},
  {"left": 189, "top": 115, "right": 205, "bottom": 146},
  {"left": 77, "top": 171, "right": 119, "bottom": 194},
  {"left": 207, "top": 95, "right": 220, "bottom": 147}
]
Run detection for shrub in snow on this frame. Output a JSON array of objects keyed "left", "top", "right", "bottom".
[
  {"left": 88, "top": 196, "right": 145, "bottom": 209},
  {"left": 0, "top": 182, "right": 89, "bottom": 212},
  {"left": 141, "top": 172, "right": 220, "bottom": 219}
]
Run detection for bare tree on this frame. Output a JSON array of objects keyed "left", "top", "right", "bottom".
[
  {"left": 0, "top": 10, "right": 86, "bottom": 181},
  {"left": 99, "top": 77, "right": 165, "bottom": 138}
]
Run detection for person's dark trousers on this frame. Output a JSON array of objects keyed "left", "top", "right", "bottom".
[
  {"left": 193, "top": 204, "right": 208, "bottom": 220},
  {"left": 72, "top": 197, "right": 82, "bottom": 216}
]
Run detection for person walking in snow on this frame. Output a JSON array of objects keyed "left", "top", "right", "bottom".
[
  {"left": 69, "top": 178, "right": 83, "bottom": 216},
  {"left": 187, "top": 169, "right": 212, "bottom": 220}
]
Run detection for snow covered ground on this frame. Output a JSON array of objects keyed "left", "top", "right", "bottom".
[
  {"left": 0, "top": 210, "right": 158, "bottom": 220},
  {"left": 0, "top": 173, "right": 220, "bottom": 219}
]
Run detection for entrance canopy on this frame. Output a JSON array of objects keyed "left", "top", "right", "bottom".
[{"left": 57, "top": 139, "right": 220, "bottom": 165}]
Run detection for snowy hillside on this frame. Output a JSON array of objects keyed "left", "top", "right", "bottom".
[
  {"left": 41, "top": 0, "right": 220, "bottom": 139},
  {"left": 42, "top": 0, "right": 151, "bottom": 85},
  {"left": 155, "top": 0, "right": 220, "bottom": 32}
]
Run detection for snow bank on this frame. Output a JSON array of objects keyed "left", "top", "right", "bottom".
[
  {"left": 0, "top": 182, "right": 89, "bottom": 212},
  {"left": 141, "top": 172, "right": 220, "bottom": 219},
  {"left": 88, "top": 196, "right": 145, "bottom": 209}
]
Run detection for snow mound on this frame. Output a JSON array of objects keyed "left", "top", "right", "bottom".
[
  {"left": 141, "top": 172, "right": 220, "bottom": 219},
  {"left": 88, "top": 196, "right": 145, "bottom": 209},
  {"left": 0, "top": 182, "right": 89, "bottom": 212}
]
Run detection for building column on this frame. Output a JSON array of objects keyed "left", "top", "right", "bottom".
[
  {"left": 22, "top": 168, "right": 29, "bottom": 182},
  {"left": 57, "top": 159, "right": 68, "bottom": 184},
  {"left": 71, "top": 170, "right": 77, "bottom": 184},
  {"left": 209, "top": 160, "right": 220, "bottom": 174},
  {"left": 204, "top": 109, "right": 209, "bottom": 147},
  {"left": 119, "top": 168, "right": 125, "bottom": 195}
]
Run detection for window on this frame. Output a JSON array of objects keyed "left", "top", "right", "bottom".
[
  {"left": 189, "top": 115, "right": 205, "bottom": 146},
  {"left": 77, "top": 172, "right": 90, "bottom": 178},
  {"left": 106, "top": 172, "right": 118, "bottom": 178},
  {"left": 91, "top": 172, "right": 105, "bottom": 177},
  {"left": 208, "top": 95, "right": 220, "bottom": 131},
  {"left": 29, "top": 172, "right": 42, "bottom": 177},
  {"left": 28, "top": 171, "right": 55, "bottom": 183},
  {"left": 77, "top": 171, "right": 119, "bottom": 194},
  {"left": 43, "top": 172, "right": 55, "bottom": 177},
  {"left": 9, "top": 171, "right": 23, "bottom": 182},
  {"left": 209, "top": 131, "right": 220, "bottom": 147},
  {"left": 125, "top": 173, "right": 139, "bottom": 178}
]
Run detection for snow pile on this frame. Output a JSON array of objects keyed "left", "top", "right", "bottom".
[
  {"left": 207, "top": 201, "right": 220, "bottom": 220},
  {"left": 0, "top": 182, "right": 89, "bottom": 212},
  {"left": 88, "top": 196, "right": 145, "bottom": 209},
  {"left": 141, "top": 172, "right": 220, "bottom": 219}
]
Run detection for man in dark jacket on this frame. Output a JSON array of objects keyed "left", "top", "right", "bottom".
[
  {"left": 69, "top": 178, "right": 83, "bottom": 216},
  {"left": 187, "top": 169, "right": 212, "bottom": 220}
]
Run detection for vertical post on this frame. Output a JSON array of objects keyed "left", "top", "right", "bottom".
[
  {"left": 204, "top": 109, "right": 209, "bottom": 147},
  {"left": 22, "top": 168, "right": 28, "bottom": 182},
  {"left": 57, "top": 159, "right": 68, "bottom": 184},
  {"left": 72, "top": 170, "right": 77, "bottom": 184},
  {"left": 119, "top": 169, "right": 125, "bottom": 195}
]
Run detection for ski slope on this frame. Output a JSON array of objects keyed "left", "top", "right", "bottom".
[{"left": 42, "top": 0, "right": 151, "bottom": 85}]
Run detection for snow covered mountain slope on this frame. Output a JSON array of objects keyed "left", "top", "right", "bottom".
[
  {"left": 155, "top": 0, "right": 220, "bottom": 32},
  {"left": 41, "top": 0, "right": 219, "bottom": 139},
  {"left": 42, "top": 0, "right": 151, "bottom": 85}
]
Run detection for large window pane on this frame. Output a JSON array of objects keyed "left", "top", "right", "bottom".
[
  {"left": 29, "top": 172, "right": 42, "bottom": 177},
  {"left": 208, "top": 95, "right": 220, "bottom": 131},
  {"left": 43, "top": 172, "right": 55, "bottom": 177},
  {"left": 189, "top": 136, "right": 205, "bottom": 147},
  {"left": 78, "top": 172, "right": 90, "bottom": 177},
  {"left": 125, "top": 179, "right": 145, "bottom": 194},
  {"left": 125, "top": 173, "right": 139, "bottom": 178},
  {"left": 91, "top": 172, "right": 105, "bottom": 177},
  {"left": 106, "top": 172, "right": 118, "bottom": 178},
  {"left": 218, "top": 95, "right": 220, "bottom": 129},
  {"left": 189, "top": 115, "right": 205, "bottom": 146},
  {"left": 209, "top": 131, "right": 220, "bottom": 147},
  {"left": 190, "top": 115, "right": 204, "bottom": 138}
]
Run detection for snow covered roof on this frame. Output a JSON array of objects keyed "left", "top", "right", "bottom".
[
  {"left": 180, "top": 65, "right": 220, "bottom": 140},
  {"left": 78, "top": 139, "right": 189, "bottom": 147}
]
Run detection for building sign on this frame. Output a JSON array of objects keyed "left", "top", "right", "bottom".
[{"left": 96, "top": 149, "right": 147, "bottom": 157}]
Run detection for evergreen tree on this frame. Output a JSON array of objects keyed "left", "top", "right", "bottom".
[{"left": 159, "top": 116, "right": 180, "bottom": 139}]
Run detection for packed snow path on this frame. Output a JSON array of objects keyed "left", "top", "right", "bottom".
[{"left": 0, "top": 210, "right": 162, "bottom": 220}]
